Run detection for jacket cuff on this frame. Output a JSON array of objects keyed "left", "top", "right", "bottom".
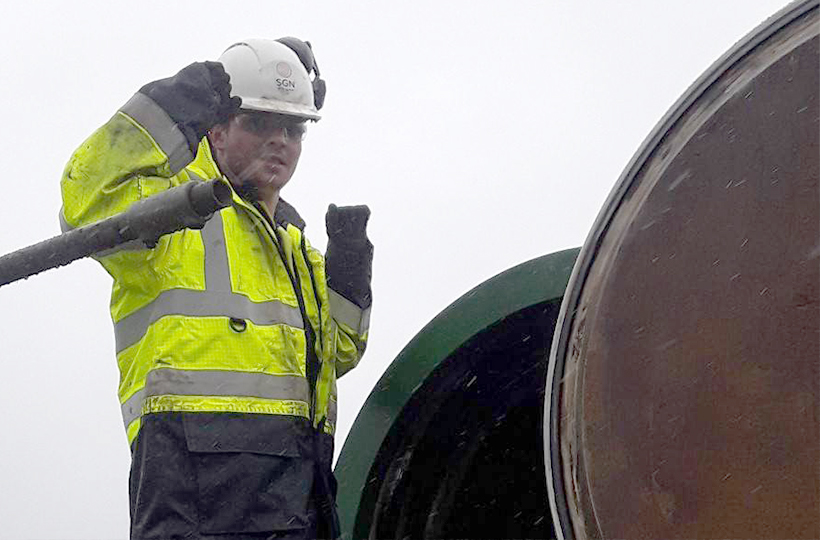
[
  {"left": 328, "top": 288, "right": 371, "bottom": 336},
  {"left": 119, "top": 93, "right": 194, "bottom": 175}
]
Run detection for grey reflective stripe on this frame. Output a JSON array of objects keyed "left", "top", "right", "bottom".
[
  {"left": 114, "top": 288, "right": 304, "bottom": 352},
  {"left": 122, "top": 388, "right": 146, "bottom": 429},
  {"left": 119, "top": 93, "right": 192, "bottom": 174},
  {"left": 121, "top": 369, "right": 309, "bottom": 429},
  {"left": 201, "top": 210, "right": 232, "bottom": 292},
  {"left": 361, "top": 307, "right": 372, "bottom": 336},
  {"left": 189, "top": 169, "right": 231, "bottom": 293},
  {"left": 327, "top": 397, "right": 337, "bottom": 425},
  {"left": 58, "top": 207, "right": 72, "bottom": 233},
  {"left": 328, "top": 288, "right": 371, "bottom": 335},
  {"left": 146, "top": 369, "right": 309, "bottom": 400}
]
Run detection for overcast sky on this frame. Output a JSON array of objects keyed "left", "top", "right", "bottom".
[{"left": 0, "top": 1, "right": 791, "bottom": 538}]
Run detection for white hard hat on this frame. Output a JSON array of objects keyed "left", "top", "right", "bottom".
[{"left": 218, "top": 38, "right": 325, "bottom": 121}]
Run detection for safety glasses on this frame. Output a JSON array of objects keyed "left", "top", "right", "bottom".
[{"left": 235, "top": 113, "right": 307, "bottom": 142}]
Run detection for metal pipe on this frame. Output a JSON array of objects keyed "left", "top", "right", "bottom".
[{"left": 0, "top": 179, "right": 232, "bottom": 288}]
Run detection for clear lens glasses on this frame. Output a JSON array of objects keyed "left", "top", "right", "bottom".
[{"left": 236, "top": 113, "right": 307, "bottom": 142}]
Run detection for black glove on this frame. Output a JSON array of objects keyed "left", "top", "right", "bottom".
[
  {"left": 325, "top": 204, "right": 373, "bottom": 309},
  {"left": 139, "top": 61, "right": 242, "bottom": 154}
]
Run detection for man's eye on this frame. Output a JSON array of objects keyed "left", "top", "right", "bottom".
[
  {"left": 247, "top": 117, "right": 267, "bottom": 132},
  {"left": 285, "top": 125, "right": 307, "bottom": 141}
]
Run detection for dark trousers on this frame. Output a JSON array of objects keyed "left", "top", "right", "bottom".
[
  {"left": 198, "top": 526, "right": 316, "bottom": 540},
  {"left": 129, "top": 412, "right": 328, "bottom": 540}
]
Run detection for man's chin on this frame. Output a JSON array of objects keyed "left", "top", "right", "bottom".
[{"left": 252, "top": 173, "right": 291, "bottom": 192}]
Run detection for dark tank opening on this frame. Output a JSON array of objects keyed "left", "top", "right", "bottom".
[{"left": 359, "top": 300, "right": 560, "bottom": 540}]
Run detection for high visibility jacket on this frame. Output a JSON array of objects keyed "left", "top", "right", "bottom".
[{"left": 60, "top": 93, "right": 369, "bottom": 447}]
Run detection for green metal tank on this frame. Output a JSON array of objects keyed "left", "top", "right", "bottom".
[{"left": 335, "top": 248, "right": 578, "bottom": 539}]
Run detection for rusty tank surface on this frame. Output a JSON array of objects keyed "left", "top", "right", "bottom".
[{"left": 545, "top": 1, "right": 819, "bottom": 539}]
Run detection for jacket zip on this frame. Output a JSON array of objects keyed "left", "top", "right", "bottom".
[
  {"left": 300, "top": 238, "right": 327, "bottom": 427},
  {"left": 301, "top": 238, "right": 324, "bottom": 352},
  {"left": 246, "top": 200, "right": 340, "bottom": 538},
  {"left": 246, "top": 199, "right": 321, "bottom": 425}
]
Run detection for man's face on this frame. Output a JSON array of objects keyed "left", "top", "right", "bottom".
[{"left": 211, "top": 112, "right": 306, "bottom": 195}]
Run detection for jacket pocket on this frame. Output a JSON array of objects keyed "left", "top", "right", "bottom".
[
  {"left": 182, "top": 412, "right": 315, "bottom": 534},
  {"left": 182, "top": 412, "right": 311, "bottom": 456}
]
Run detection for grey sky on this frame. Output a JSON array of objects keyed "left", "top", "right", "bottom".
[{"left": 0, "top": 1, "right": 789, "bottom": 538}]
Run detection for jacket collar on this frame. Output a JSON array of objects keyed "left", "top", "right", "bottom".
[{"left": 188, "top": 138, "right": 307, "bottom": 231}]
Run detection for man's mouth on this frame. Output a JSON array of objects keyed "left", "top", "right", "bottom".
[{"left": 262, "top": 155, "right": 286, "bottom": 167}]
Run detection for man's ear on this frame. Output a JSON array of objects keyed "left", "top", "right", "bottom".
[{"left": 208, "top": 123, "right": 228, "bottom": 151}]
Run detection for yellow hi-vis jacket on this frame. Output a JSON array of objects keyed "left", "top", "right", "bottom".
[{"left": 60, "top": 93, "right": 369, "bottom": 446}]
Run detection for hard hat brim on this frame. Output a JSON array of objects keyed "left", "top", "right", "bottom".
[{"left": 238, "top": 97, "right": 321, "bottom": 121}]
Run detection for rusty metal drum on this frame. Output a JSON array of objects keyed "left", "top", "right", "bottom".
[{"left": 545, "top": 1, "right": 819, "bottom": 539}]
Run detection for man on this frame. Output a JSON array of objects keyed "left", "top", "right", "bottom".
[{"left": 60, "top": 38, "right": 372, "bottom": 540}]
